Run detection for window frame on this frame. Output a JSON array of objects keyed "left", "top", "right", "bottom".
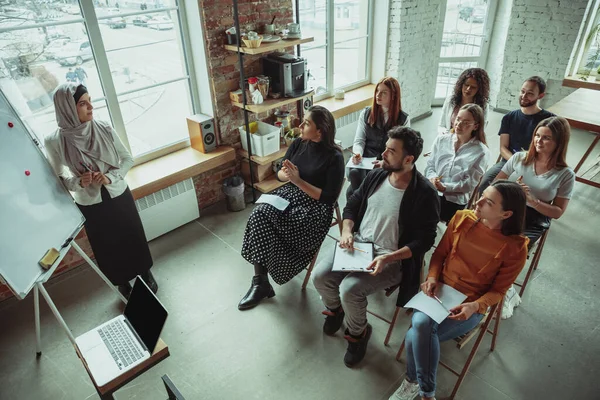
[
  {"left": 0, "top": 0, "right": 200, "bottom": 165},
  {"left": 567, "top": 0, "right": 600, "bottom": 78},
  {"left": 303, "top": 0, "right": 374, "bottom": 102}
]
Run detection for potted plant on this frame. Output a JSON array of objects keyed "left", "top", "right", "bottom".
[{"left": 284, "top": 127, "right": 301, "bottom": 147}]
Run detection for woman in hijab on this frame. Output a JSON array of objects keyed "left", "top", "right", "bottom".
[{"left": 44, "top": 83, "right": 157, "bottom": 298}]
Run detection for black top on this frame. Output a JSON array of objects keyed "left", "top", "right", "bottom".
[
  {"left": 278, "top": 139, "right": 345, "bottom": 205},
  {"left": 499, "top": 109, "right": 555, "bottom": 154},
  {"left": 363, "top": 106, "right": 410, "bottom": 159},
  {"left": 344, "top": 167, "right": 440, "bottom": 306}
]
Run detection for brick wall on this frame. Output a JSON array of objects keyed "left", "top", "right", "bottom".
[
  {"left": 386, "top": 0, "right": 445, "bottom": 119},
  {"left": 198, "top": 0, "right": 295, "bottom": 146},
  {"left": 488, "top": 0, "right": 587, "bottom": 110}
]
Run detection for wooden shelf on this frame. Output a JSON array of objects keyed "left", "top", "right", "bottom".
[
  {"left": 238, "top": 146, "right": 287, "bottom": 166},
  {"left": 231, "top": 90, "right": 314, "bottom": 113},
  {"left": 316, "top": 84, "right": 375, "bottom": 119},
  {"left": 562, "top": 76, "right": 600, "bottom": 91},
  {"left": 224, "top": 37, "right": 314, "bottom": 55},
  {"left": 253, "top": 175, "right": 288, "bottom": 193}
]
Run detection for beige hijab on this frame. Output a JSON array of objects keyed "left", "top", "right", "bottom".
[{"left": 53, "top": 83, "right": 119, "bottom": 174}]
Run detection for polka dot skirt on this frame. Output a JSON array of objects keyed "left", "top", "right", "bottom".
[{"left": 241, "top": 184, "right": 334, "bottom": 285}]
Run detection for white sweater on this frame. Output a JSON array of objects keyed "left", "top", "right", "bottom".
[{"left": 44, "top": 128, "right": 134, "bottom": 206}]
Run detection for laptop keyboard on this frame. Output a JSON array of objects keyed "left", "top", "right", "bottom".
[{"left": 97, "top": 320, "right": 144, "bottom": 370}]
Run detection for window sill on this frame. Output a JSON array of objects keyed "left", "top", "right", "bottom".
[
  {"left": 315, "top": 84, "right": 375, "bottom": 119},
  {"left": 563, "top": 76, "right": 600, "bottom": 91},
  {"left": 127, "top": 146, "right": 236, "bottom": 200}
]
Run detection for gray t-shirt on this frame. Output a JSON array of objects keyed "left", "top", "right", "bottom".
[
  {"left": 501, "top": 152, "right": 575, "bottom": 202},
  {"left": 355, "top": 176, "right": 405, "bottom": 254}
]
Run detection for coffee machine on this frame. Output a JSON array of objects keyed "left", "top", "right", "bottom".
[{"left": 261, "top": 52, "right": 309, "bottom": 98}]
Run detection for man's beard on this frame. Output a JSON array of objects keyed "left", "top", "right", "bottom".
[
  {"left": 382, "top": 160, "right": 404, "bottom": 172},
  {"left": 519, "top": 98, "right": 536, "bottom": 107}
]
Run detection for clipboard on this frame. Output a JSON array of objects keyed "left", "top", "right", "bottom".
[{"left": 331, "top": 241, "right": 374, "bottom": 272}]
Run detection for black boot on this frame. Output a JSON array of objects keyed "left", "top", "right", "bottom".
[
  {"left": 117, "top": 282, "right": 132, "bottom": 299},
  {"left": 238, "top": 275, "right": 275, "bottom": 310},
  {"left": 343, "top": 324, "right": 372, "bottom": 368},
  {"left": 140, "top": 271, "right": 158, "bottom": 294},
  {"left": 322, "top": 306, "right": 345, "bottom": 335}
]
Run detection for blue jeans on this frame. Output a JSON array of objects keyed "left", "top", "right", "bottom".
[{"left": 405, "top": 311, "right": 484, "bottom": 398}]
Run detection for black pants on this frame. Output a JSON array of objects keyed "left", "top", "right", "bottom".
[
  {"left": 440, "top": 195, "right": 466, "bottom": 222},
  {"left": 524, "top": 206, "right": 550, "bottom": 247},
  {"left": 479, "top": 159, "right": 507, "bottom": 196},
  {"left": 346, "top": 168, "right": 369, "bottom": 200}
]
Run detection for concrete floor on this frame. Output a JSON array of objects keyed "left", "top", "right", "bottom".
[{"left": 1, "top": 108, "right": 599, "bottom": 400}]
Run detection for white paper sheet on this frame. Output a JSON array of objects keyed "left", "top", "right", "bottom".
[
  {"left": 332, "top": 242, "right": 374, "bottom": 272},
  {"left": 255, "top": 194, "right": 290, "bottom": 211},
  {"left": 404, "top": 283, "right": 467, "bottom": 324},
  {"left": 346, "top": 157, "right": 377, "bottom": 170}
]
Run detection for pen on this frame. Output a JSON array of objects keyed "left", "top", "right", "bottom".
[
  {"left": 327, "top": 234, "right": 368, "bottom": 253},
  {"left": 433, "top": 295, "right": 452, "bottom": 314},
  {"left": 79, "top": 161, "right": 93, "bottom": 173}
]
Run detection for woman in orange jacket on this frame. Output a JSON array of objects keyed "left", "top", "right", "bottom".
[{"left": 390, "top": 180, "right": 528, "bottom": 400}]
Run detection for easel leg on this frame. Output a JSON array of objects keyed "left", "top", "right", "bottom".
[
  {"left": 71, "top": 241, "right": 127, "bottom": 304},
  {"left": 34, "top": 285, "right": 42, "bottom": 356},
  {"left": 36, "top": 283, "right": 76, "bottom": 345}
]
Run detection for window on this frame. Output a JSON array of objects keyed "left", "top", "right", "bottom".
[
  {"left": 298, "top": 0, "right": 373, "bottom": 101},
  {"left": 568, "top": 0, "right": 600, "bottom": 80},
  {"left": 433, "top": 0, "right": 496, "bottom": 103},
  {"left": 0, "top": 0, "right": 198, "bottom": 162}
]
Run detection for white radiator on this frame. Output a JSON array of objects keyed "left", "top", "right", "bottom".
[
  {"left": 335, "top": 110, "right": 362, "bottom": 149},
  {"left": 134, "top": 178, "right": 199, "bottom": 241}
]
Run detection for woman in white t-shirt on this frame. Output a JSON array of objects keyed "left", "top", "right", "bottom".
[{"left": 496, "top": 116, "right": 575, "bottom": 246}]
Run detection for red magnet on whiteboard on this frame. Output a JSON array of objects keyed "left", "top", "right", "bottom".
[
  {"left": 8, "top": 122, "right": 14, "bottom": 128},
  {"left": 25, "top": 170, "right": 31, "bottom": 176}
]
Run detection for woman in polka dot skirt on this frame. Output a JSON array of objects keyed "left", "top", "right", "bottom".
[{"left": 239, "top": 105, "right": 345, "bottom": 310}]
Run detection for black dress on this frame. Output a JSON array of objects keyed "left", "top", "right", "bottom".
[
  {"left": 77, "top": 186, "right": 153, "bottom": 285},
  {"left": 241, "top": 139, "right": 345, "bottom": 285}
]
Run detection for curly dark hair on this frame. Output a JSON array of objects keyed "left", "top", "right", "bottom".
[{"left": 450, "top": 68, "right": 490, "bottom": 110}]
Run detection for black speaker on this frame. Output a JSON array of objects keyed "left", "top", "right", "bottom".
[{"left": 303, "top": 96, "right": 313, "bottom": 113}]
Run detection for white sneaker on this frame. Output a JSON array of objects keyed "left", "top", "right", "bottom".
[
  {"left": 390, "top": 378, "right": 420, "bottom": 400},
  {"left": 501, "top": 285, "right": 522, "bottom": 320}
]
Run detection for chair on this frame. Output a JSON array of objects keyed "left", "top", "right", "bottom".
[
  {"left": 395, "top": 302, "right": 502, "bottom": 400},
  {"left": 301, "top": 201, "right": 343, "bottom": 290},
  {"left": 513, "top": 228, "right": 549, "bottom": 297},
  {"left": 366, "top": 261, "right": 426, "bottom": 345}
]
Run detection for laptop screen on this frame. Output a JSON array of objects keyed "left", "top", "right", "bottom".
[{"left": 124, "top": 277, "right": 168, "bottom": 353}]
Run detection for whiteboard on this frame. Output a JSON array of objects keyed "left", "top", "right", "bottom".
[{"left": 0, "top": 89, "right": 85, "bottom": 300}]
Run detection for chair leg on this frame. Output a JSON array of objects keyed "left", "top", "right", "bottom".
[
  {"left": 335, "top": 205, "right": 343, "bottom": 236},
  {"left": 302, "top": 251, "right": 319, "bottom": 290},
  {"left": 490, "top": 299, "right": 502, "bottom": 352},
  {"left": 395, "top": 323, "right": 412, "bottom": 361},
  {"left": 449, "top": 304, "right": 498, "bottom": 400},
  {"left": 384, "top": 307, "right": 401, "bottom": 346},
  {"left": 532, "top": 230, "right": 548, "bottom": 271}
]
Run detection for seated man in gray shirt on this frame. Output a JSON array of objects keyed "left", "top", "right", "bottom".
[{"left": 313, "top": 126, "right": 440, "bottom": 368}]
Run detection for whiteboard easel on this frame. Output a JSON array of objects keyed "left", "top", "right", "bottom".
[{"left": 32, "top": 230, "right": 128, "bottom": 355}]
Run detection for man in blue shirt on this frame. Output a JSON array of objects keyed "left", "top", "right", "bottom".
[{"left": 479, "top": 76, "right": 554, "bottom": 194}]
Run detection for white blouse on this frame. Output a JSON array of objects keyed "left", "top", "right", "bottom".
[
  {"left": 424, "top": 133, "right": 490, "bottom": 205},
  {"left": 44, "top": 128, "right": 134, "bottom": 206}
]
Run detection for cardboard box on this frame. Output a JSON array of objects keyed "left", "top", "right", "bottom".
[{"left": 241, "top": 159, "right": 275, "bottom": 183}]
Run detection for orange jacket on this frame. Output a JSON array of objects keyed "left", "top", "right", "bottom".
[{"left": 428, "top": 210, "right": 529, "bottom": 314}]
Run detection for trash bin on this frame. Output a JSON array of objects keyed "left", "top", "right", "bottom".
[{"left": 222, "top": 176, "right": 246, "bottom": 212}]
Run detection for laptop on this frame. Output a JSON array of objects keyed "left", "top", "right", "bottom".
[{"left": 75, "top": 276, "right": 168, "bottom": 387}]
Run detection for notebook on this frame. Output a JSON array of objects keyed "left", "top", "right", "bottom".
[{"left": 75, "top": 276, "right": 168, "bottom": 387}]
